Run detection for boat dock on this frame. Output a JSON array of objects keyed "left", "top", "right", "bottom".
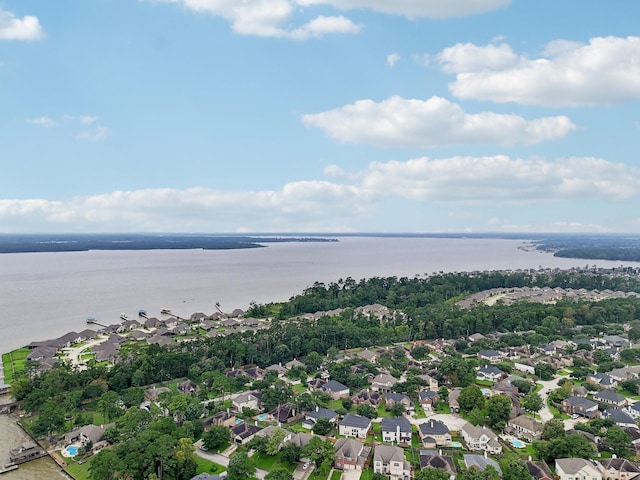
[
  {"left": 8, "top": 441, "right": 47, "bottom": 464},
  {"left": 0, "top": 464, "right": 18, "bottom": 474}
]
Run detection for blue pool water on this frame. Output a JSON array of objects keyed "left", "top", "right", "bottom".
[
  {"left": 451, "top": 442, "right": 463, "bottom": 448},
  {"left": 257, "top": 414, "right": 268, "bottom": 421},
  {"left": 510, "top": 439, "right": 525, "bottom": 448},
  {"left": 66, "top": 445, "right": 79, "bottom": 456},
  {"left": 235, "top": 419, "right": 244, "bottom": 424},
  {"left": 481, "top": 388, "right": 491, "bottom": 395}
]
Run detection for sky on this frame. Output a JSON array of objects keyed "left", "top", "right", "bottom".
[{"left": 1, "top": 1, "right": 639, "bottom": 234}]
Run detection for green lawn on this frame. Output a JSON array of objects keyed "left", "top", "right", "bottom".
[
  {"left": 252, "top": 452, "right": 297, "bottom": 472},
  {"left": 2, "top": 347, "right": 30, "bottom": 383},
  {"left": 292, "top": 384, "right": 307, "bottom": 394},
  {"left": 65, "top": 460, "right": 92, "bottom": 480},
  {"left": 330, "top": 470, "right": 342, "bottom": 480},
  {"left": 194, "top": 455, "right": 226, "bottom": 475}
]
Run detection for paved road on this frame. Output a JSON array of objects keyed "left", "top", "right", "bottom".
[
  {"left": 62, "top": 336, "right": 109, "bottom": 369},
  {"left": 537, "top": 376, "right": 563, "bottom": 422}
]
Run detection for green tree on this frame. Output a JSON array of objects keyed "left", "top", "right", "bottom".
[
  {"left": 414, "top": 468, "right": 451, "bottom": 480},
  {"left": 89, "top": 448, "right": 126, "bottom": 480},
  {"left": 356, "top": 404, "right": 378, "bottom": 419},
  {"left": 266, "top": 428, "right": 287, "bottom": 456},
  {"left": 302, "top": 436, "right": 334, "bottom": 468},
  {"left": 522, "top": 392, "right": 543, "bottom": 417},
  {"left": 389, "top": 403, "right": 405, "bottom": 417},
  {"left": 541, "top": 418, "right": 565, "bottom": 440},
  {"left": 503, "top": 458, "right": 533, "bottom": 480},
  {"left": 459, "top": 466, "right": 501, "bottom": 480},
  {"left": 202, "top": 425, "right": 230, "bottom": 451},
  {"left": 312, "top": 418, "right": 333, "bottom": 436},
  {"left": 458, "top": 385, "right": 485, "bottom": 412},
  {"left": 227, "top": 451, "right": 256, "bottom": 480},
  {"left": 281, "top": 442, "right": 301, "bottom": 463},
  {"left": 486, "top": 395, "right": 511, "bottom": 430},
  {"left": 534, "top": 363, "right": 555, "bottom": 381},
  {"left": 97, "top": 390, "right": 122, "bottom": 423},
  {"left": 265, "top": 467, "right": 294, "bottom": 480},
  {"left": 605, "top": 426, "right": 632, "bottom": 458}
]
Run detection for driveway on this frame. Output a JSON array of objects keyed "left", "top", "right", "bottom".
[
  {"left": 342, "top": 470, "right": 361, "bottom": 480},
  {"left": 412, "top": 413, "right": 467, "bottom": 431},
  {"left": 537, "top": 376, "right": 563, "bottom": 422}
]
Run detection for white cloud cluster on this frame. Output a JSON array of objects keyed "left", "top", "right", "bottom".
[
  {"left": 0, "top": 8, "right": 45, "bottom": 40},
  {"left": 76, "top": 126, "right": 111, "bottom": 142},
  {"left": 386, "top": 53, "right": 400, "bottom": 67},
  {"left": 158, "top": 0, "right": 360, "bottom": 39},
  {"left": 302, "top": 96, "right": 576, "bottom": 147},
  {"left": 296, "top": 0, "right": 511, "bottom": 18},
  {"left": 438, "top": 36, "right": 640, "bottom": 106},
  {"left": 27, "top": 116, "right": 56, "bottom": 128},
  {"left": 1, "top": 155, "right": 637, "bottom": 232}
]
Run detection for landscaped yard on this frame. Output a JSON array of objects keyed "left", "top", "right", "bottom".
[{"left": 2, "top": 347, "right": 30, "bottom": 383}]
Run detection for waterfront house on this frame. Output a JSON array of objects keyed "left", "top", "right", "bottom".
[
  {"left": 65, "top": 423, "right": 114, "bottom": 448},
  {"left": 555, "top": 458, "right": 602, "bottom": 480},
  {"left": 334, "top": 438, "right": 371, "bottom": 471},
  {"left": 373, "top": 445, "right": 411, "bottom": 480},
  {"left": 381, "top": 416, "right": 412, "bottom": 444},
  {"left": 339, "top": 413, "right": 372, "bottom": 439}
]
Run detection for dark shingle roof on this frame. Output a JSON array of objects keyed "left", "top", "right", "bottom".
[{"left": 341, "top": 413, "right": 371, "bottom": 429}]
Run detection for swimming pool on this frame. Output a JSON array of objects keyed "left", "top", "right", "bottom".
[
  {"left": 257, "top": 414, "right": 268, "bottom": 421},
  {"left": 481, "top": 388, "right": 491, "bottom": 396},
  {"left": 509, "top": 438, "right": 526, "bottom": 448},
  {"left": 451, "top": 442, "right": 463, "bottom": 448},
  {"left": 65, "top": 445, "right": 79, "bottom": 456}
]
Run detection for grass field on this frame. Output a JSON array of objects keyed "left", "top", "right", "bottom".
[{"left": 2, "top": 347, "right": 30, "bottom": 383}]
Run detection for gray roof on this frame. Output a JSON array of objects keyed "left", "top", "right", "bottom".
[
  {"left": 478, "top": 349, "right": 501, "bottom": 358},
  {"left": 381, "top": 416, "right": 412, "bottom": 434},
  {"left": 556, "top": 458, "right": 597, "bottom": 475},
  {"left": 478, "top": 365, "right": 503, "bottom": 375},
  {"left": 374, "top": 445, "right": 405, "bottom": 464},
  {"left": 419, "top": 419, "right": 450, "bottom": 436},
  {"left": 323, "top": 380, "right": 349, "bottom": 392},
  {"left": 306, "top": 407, "right": 338, "bottom": 421},
  {"left": 565, "top": 395, "right": 598, "bottom": 409},
  {"left": 603, "top": 409, "right": 635, "bottom": 424},
  {"left": 594, "top": 390, "right": 626, "bottom": 403},
  {"left": 464, "top": 454, "right": 502, "bottom": 475},
  {"left": 341, "top": 413, "right": 371, "bottom": 429}
]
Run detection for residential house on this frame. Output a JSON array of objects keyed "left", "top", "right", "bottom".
[
  {"left": 463, "top": 454, "right": 503, "bottom": 476},
  {"left": 418, "top": 391, "right": 439, "bottom": 411},
  {"left": 609, "top": 366, "right": 640, "bottom": 383},
  {"left": 267, "top": 404, "right": 303, "bottom": 425},
  {"left": 555, "top": 458, "right": 602, "bottom": 480},
  {"left": 602, "top": 409, "right": 637, "bottom": 428},
  {"left": 460, "top": 423, "right": 502, "bottom": 454},
  {"left": 477, "top": 350, "right": 502, "bottom": 364},
  {"left": 285, "top": 359, "right": 305, "bottom": 370},
  {"left": 594, "top": 390, "right": 628, "bottom": 409},
  {"left": 203, "top": 411, "right": 236, "bottom": 430},
  {"left": 322, "top": 380, "right": 350, "bottom": 399},
  {"left": 357, "top": 349, "right": 378, "bottom": 363},
  {"left": 373, "top": 445, "right": 411, "bottom": 480},
  {"left": 468, "top": 333, "right": 485, "bottom": 342},
  {"left": 230, "top": 422, "right": 262, "bottom": 445},
  {"left": 587, "top": 373, "right": 618, "bottom": 389},
  {"left": 64, "top": 423, "right": 114, "bottom": 449},
  {"left": 287, "top": 432, "right": 314, "bottom": 450},
  {"left": 385, "top": 392, "right": 412, "bottom": 412},
  {"left": 232, "top": 392, "right": 262, "bottom": 413},
  {"left": 419, "top": 374, "right": 439, "bottom": 391},
  {"left": 561, "top": 396, "right": 599, "bottom": 418},
  {"left": 177, "top": 379, "right": 200, "bottom": 396},
  {"left": 526, "top": 461, "right": 554, "bottom": 480},
  {"left": 334, "top": 438, "right": 372, "bottom": 471},
  {"left": 418, "top": 420, "right": 452, "bottom": 447},
  {"left": 448, "top": 388, "right": 461, "bottom": 413},
  {"left": 303, "top": 406, "right": 338, "bottom": 429},
  {"left": 352, "top": 389, "right": 382, "bottom": 407},
  {"left": 265, "top": 364, "right": 287, "bottom": 377},
  {"left": 476, "top": 365, "right": 504, "bottom": 382},
  {"left": 339, "top": 413, "right": 372, "bottom": 439},
  {"left": 371, "top": 373, "right": 399, "bottom": 393},
  {"left": 597, "top": 458, "right": 640, "bottom": 480},
  {"left": 603, "top": 335, "right": 628, "bottom": 349},
  {"left": 419, "top": 452, "right": 456, "bottom": 479},
  {"left": 381, "top": 416, "right": 412, "bottom": 444},
  {"left": 624, "top": 401, "right": 640, "bottom": 420},
  {"left": 506, "top": 415, "right": 542, "bottom": 442},
  {"left": 145, "top": 386, "right": 171, "bottom": 403}
]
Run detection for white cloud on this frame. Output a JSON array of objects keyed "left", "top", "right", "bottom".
[
  {"left": 387, "top": 53, "right": 400, "bottom": 67},
  {"left": 156, "top": 0, "right": 359, "bottom": 39},
  {"left": 295, "top": 0, "right": 511, "bottom": 18},
  {"left": 76, "top": 126, "right": 111, "bottom": 142},
  {"left": 0, "top": 9, "right": 45, "bottom": 40},
  {"left": 360, "top": 155, "right": 640, "bottom": 202},
  {"left": 438, "top": 36, "right": 640, "bottom": 106},
  {"left": 27, "top": 116, "right": 55, "bottom": 128},
  {"left": 80, "top": 115, "right": 99, "bottom": 125},
  {"left": 302, "top": 95, "right": 576, "bottom": 147},
  {"left": 1, "top": 155, "right": 637, "bottom": 232}
]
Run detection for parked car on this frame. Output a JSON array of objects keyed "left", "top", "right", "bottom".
[{"left": 303, "top": 462, "right": 310, "bottom": 470}]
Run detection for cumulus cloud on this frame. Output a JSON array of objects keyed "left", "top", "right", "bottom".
[
  {"left": 360, "top": 155, "right": 640, "bottom": 202},
  {"left": 80, "top": 115, "right": 99, "bottom": 125},
  {"left": 302, "top": 96, "right": 576, "bottom": 147},
  {"left": 387, "top": 53, "right": 400, "bottom": 67},
  {"left": 438, "top": 36, "right": 640, "bottom": 106},
  {"left": 27, "top": 116, "right": 56, "bottom": 128},
  {"left": 295, "top": 0, "right": 511, "bottom": 18},
  {"left": 156, "top": 0, "right": 359, "bottom": 39},
  {"left": 1, "top": 155, "right": 637, "bottom": 232},
  {"left": 0, "top": 8, "right": 45, "bottom": 40}
]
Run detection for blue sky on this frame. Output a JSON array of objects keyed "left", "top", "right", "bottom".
[{"left": 1, "top": 0, "right": 639, "bottom": 233}]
